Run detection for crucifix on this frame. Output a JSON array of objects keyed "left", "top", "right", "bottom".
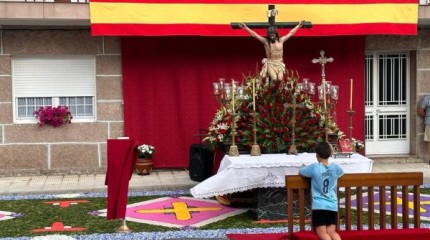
[
  {"left": 232, "top": 4, "right": 312, "bottom": 82},
  {"left": 231, "top": 5, "right": 312, "bottom": 30},
  {"left": 312, "top": 50, "right": 334, "bottom": 141}
]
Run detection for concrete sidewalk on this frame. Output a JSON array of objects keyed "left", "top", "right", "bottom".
[
  {"left": 0, "top": 169, "right": 198, "bottom": 195},
  {"left": 1, "top": 162, "right": 430, "bottom": 195}
]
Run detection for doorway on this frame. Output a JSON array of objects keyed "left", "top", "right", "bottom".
[{"left": 365, "top": 53, "right": 410, "bottom": 154}]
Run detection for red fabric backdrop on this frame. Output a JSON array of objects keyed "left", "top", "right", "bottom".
[{"left": 122, "top": 35, "right": 365, "bottom": 168}]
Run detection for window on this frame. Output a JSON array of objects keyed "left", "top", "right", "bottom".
[
  {"left": 12, "top": 56, "right": 96, "bottom": 123},
  {"left": 60, "top": 97, "right": 94, "bottom": 117}
]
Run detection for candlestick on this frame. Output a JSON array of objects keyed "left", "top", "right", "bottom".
[
  {"left": 232, "top": 80, "right": 235, "bottom": 111},
  {"left": 252, "top": 78, "right": 256, "bottom": 111},
  {"left": 323, "top": 80, "right": 327, "bottom": 110},
  {"left": 350, "top": 78, "right": 353, "bottom": 109}
]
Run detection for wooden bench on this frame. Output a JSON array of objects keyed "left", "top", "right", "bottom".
[{"left": 286, "top": 172, "right": 430, "bottom": 240}]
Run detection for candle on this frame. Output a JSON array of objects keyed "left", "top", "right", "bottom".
[
  {"left": 350, "top": 78, "right": 353, "bottom": 109},
  {"left": 252, "top": 78, "right": 256, "bottom": 111},
  {"left": 225, "top": 84, "right": 231, "bottom": 99},
  {"left": 232, "top": 80, "right": 235, "bottom": 111},
  {"left": 238, "top": 86, "right": 244, "bottom": 99},
  {"left": 213, "top": 82, "right": 219, "bottom": 95}
]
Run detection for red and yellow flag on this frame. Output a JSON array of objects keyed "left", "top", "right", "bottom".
[{"left": 89, "top": 0, "right": 418, "bottom": 36}]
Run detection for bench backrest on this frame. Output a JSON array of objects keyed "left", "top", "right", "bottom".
[{"left": 285, "top": 172, "right": 423, "bottom": 235}]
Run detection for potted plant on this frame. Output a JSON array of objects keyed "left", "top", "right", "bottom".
[
  {"left": 135, "top": 144, "right": 155, "bottom": 175},
  {"left": 34, "top": 105, "right": 73, "bottom": 127},
  {"left": 351, "top": 138, "right": 365, "bottom": 154}
]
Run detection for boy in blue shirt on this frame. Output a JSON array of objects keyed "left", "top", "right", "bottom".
[{"left": 299, "top": 141, "right": 343, "bottom": 240}]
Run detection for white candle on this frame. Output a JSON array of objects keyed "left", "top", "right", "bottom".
[
  {"left": 213, "top": 82, "right": 219, "bottom": 95},
  {"left": 350, "top": 79, "right": 353, "bottom": 109},
  {"left": 238, "top": 86, "right": 244, "bottom": 98},
  {"left": 252, "top": 78, "right": 256, "bottom": 111}
]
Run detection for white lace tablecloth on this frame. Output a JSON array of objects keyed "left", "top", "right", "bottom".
[{"left": 190, "top": 153, "right": 373, "bottom": 199}]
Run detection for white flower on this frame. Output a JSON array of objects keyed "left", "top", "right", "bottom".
[
  {"left": 137, "top": 144, "right": 155, "bottom": 158},
  {"left": 32, "top": 235, "right": 76, "bottom": 240},
  {"left": 216, "top": 123, "right": 229, "bottom": 130}
]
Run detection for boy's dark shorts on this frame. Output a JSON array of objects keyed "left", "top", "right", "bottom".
[{"left": 312, "top": 210, "right": 338, "bottom": 227}]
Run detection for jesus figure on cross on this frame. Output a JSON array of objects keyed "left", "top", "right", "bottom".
[{"left": 239, "top": 20, "right": 305, "bottom": 81}]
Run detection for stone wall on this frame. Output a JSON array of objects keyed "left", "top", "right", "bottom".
[{"left": 0, "top": 29, "right": 123, "bottom": 176}]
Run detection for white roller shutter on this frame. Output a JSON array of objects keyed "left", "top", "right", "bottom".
[{"left": 13, "top": 56, "right": 96, "bottom": 97}]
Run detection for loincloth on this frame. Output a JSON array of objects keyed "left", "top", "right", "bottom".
[{"left": 260, "top": 58, "right": 286, "bottom": 78}]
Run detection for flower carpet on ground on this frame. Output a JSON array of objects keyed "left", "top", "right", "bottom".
[
  {"left": 339, "top": 191, "right": 430, "bottom": 221},
  {"left": 94, "top": 196, "right": 246, "bottom": 228},
  {"left": 0, "top": 210, "right": 18, "bottom": 221},
  {"left": 1, "top": 188, "right": 430, "bottom": 239}
]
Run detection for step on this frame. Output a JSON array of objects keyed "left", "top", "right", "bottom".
[{"left": 366, "top": 155, "right": 426, "bottom": 164}]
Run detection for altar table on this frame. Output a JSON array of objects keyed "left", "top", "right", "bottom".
[{"left": 190, "top": 153, "right": 373, "bottom": 199}]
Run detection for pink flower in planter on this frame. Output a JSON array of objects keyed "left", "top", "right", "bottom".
[{"left": 34, "top": 105, "right": 73, "bottom": 127}]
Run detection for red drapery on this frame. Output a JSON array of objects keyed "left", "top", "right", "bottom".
[
  {"left": 105, "top": 138, "right": 138, "bottom": 219},
  {"left": 122, "top": 36, "right": 365, "bottom": 168}
]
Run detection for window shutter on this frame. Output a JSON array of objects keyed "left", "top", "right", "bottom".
[{"left": 13, "top": 56, "right": 96, "bottom": 97}]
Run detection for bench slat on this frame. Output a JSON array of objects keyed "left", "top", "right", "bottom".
[
  {"left": 299, "top": 189, "right": 306, "bottom": 230},
  {"left": 344, "top": 187, "right": 352, "bottom": 230},
  {"left": 414, "top": 185, "right": 420, "bottom": 228},
  {"left": 287, "top": 188, "right": 295, "bottom": 234},
  {"left": 402, "top": 186, "right": 409, "bottom": 229},
  {"left": 380, "top": 186, "right": 386, "bottom": 229},
  {"left": 356, "top": 187, "right": 363, "bottom": 230},
  {"left": 391, "top": 187, "right": 398, "bottom": 228},
  {"left": 368, "top": 186, "right": 375, "bottom": 230}
]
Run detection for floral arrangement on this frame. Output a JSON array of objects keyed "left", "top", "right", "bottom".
[
  {"left": 204, "top": 72, "right": 340, "bottom": 153},
  {"left": 137, "top": 144, "right": 155, "bottom": 159},
  {"left": 33, "top": 105, "right": 73, "bottom": 127}
]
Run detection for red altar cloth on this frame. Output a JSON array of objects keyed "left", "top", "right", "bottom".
[{"left": 105, "top": 138, "right": 138, "bottom": 220}]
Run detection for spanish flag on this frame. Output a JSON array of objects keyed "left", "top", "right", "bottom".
[{"left": 89, "top": 0, "right": 418, "bottom": 36}]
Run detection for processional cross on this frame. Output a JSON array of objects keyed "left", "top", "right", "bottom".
[{"left": 312, "top": 50, "right": 334, "bottom": 141}]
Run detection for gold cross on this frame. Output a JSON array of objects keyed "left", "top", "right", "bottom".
[
  {"left": 284, "top": 95, "right": 305, "bottom": 155},
  {"left": 136, "top": 201, "right": 222, "bottom": 220}
]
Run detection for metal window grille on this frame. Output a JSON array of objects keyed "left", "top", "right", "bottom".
[
  {"left": 365, "top": 54, "right": 373, "bottom": 107},
  {"left": 378, "top": 114, "right": 407, "bottom": 140},
  {"left": 378, "top": 54, "right": 407, "bottom": 106},
  {"left": 365, "top": 115, "right": 373, "bottom": 141}
]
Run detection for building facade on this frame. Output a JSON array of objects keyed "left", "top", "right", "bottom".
[{"left": 0, "top": 1, "right": 429, "bottom": 175}]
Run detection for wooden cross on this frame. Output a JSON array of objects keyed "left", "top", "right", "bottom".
[{"left": 231, "top": 5, "right": 312, "bottom": 30}]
